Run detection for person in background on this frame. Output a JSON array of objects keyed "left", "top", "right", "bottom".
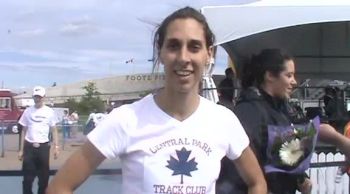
[
  {"left": 62, "top": 110, "right": 71, "bottom": 139},
  {"left": 324, "top": 87, "right": 348, "bottom": 133},
  {"left": 70, "top": 111, "right": 79, "bottom": 122},
  {"left": 217, "top": 68, "right": 235, "bottom": 111},
  {"left": 69, "top": 110, "right": 79, "bottom": 138},
  {"left": 92, "top": 106, "right": 114, "bottom": 127},
  {"left": 105, "top": 106, "right": 113, "bottom": 114},
  {"left": 218, "top": 48, "right": 350, "bottom": 194},
  {"left": 323, "top": 86, "right": 336, "bottom": 112},
  {"left": 85, "top": 109, "right": 96, "bottom": 125},
  {"left": 18, "top": 86, "right": 59, "bottom": 194},
  {"left": 84, "top": 109, "right": 97, "bottom": 135},
  {"left": 46, "top": 7, "right": 266, "bottom": 194},
  {"left": 218, "top": 68, "right": 234, "bottom": 100}
]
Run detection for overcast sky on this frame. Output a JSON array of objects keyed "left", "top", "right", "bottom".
[{"left": 0, "top": 0, "right": 256, "bottom": 90}]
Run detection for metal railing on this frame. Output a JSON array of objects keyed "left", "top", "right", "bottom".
[
  {"left": 1, "top": 120, "right": 350, "bottom": 193},
  {"left": 0, "top": 171, "right": 122, "bottom": 194},
  {"left": 56, "top": 124, "right": 85, "bottom": 150},
  {"left": 0, "top": 123, "right": 86, "bottom": 157},
  {"left": 0, "top": 151, "right": 349, "bottom": 194}
]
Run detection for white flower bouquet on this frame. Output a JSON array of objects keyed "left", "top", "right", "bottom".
[{"left": 264, "top": 116, "right": 320, "bottom": 174}]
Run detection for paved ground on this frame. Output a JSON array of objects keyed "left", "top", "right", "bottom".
[
  {"left": 0, "top": 132, "right": 122, "bottom": 194},
  {"left": 0, "top": 132, "right": 120, "bottom": 171}
]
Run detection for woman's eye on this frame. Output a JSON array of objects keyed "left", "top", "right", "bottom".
[
  {"left": 189, "top": 44, "right": 201, "bottom": 52},
  {"left": 167, "top": 44, "right": 178, "bottom": 50},
  {"left": 165, "top": 40, "right": 180, "bottom": 50},
  {"left": 286, "top": 73, "right": 294, "bottom": 78}
]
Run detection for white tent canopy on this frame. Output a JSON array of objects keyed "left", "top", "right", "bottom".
[
  {"left": 201, "top": 0, "right": 350, "bottom": 82},
  {"left": 202, "top": 0, "right": 350, "bottom": 45}
]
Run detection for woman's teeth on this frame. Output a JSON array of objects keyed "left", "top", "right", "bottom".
[{"left": 176, "top": 70, "right": 191, "bottom": 76}]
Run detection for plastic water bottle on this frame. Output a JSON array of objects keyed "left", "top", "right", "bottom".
[{"left": 335, "top": 167, "right": 343, "bottom": 183}]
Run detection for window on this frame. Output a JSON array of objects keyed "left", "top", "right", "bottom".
[{"left": 0, "top": 98, "right": 11, "bottom": 109}]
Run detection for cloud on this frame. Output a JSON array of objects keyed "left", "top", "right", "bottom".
[
  {"left": 14, "top": 10, "right": 37, "bottom": 22},
  {"left": 60, "top": 16, "right": 99, "bottom": 36},
  {"left": 0, "top": 47, "right": 153, "bottom": 73},
  {"left": 0, "top": 49, "right": 77, "bottom": 64},
  {"left": 0, "top": 64, "right": 21, "bottom": 71},
  {"left": 17, "top": 28, "right": 46, "bottom": 37},
  {"left": 0, "top": 0, "right": 248, "bottom": 89},
  {"left": 0, "top": 61, "right": 78, "bottom": 71},
  {"left": 24, "top": 63, "right": 83, "bottom": 75}
]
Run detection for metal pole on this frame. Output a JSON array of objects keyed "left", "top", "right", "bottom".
[
  {"left": 1, "top": 120, "right": 4, "bottom": 157},
  {"left": 348, "top": 175, "right": 350, "bottom": 194},
  {"left": 18, "top": 127, "right": 21, "bottom": 151},
  {"left": 62, "top": 124, "right": 65, "bottom": 151}
]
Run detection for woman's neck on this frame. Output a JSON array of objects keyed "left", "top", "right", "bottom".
[
  {"left": 260, "top": 83, "right": 275, "bottom": 97},
  {"left": 154, "top": 88, "right": 200, "bottom": 121}
]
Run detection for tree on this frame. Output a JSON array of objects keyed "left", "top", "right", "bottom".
[
  {"left": 63, "top": 98, "right": 79, "bottom": 113},
  {"left": 63, "top": 82, "right": 105, "bottom": 115},
  {"left": 82, "top": 82, "right": 101, "bottom": 100},
  {"left": 79, "top": 82, "right": 105, "bottom": 114}
]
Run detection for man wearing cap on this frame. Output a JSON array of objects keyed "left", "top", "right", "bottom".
[{"left": 18, "top": 86, "right": 59, "bottom": 194}]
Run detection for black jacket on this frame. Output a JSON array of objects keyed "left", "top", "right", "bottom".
[{"left": 217, "top": 87, "right": 306, "bottom": 194}]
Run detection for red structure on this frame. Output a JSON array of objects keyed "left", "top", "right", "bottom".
[{"left": 0, "top": 89, "right": 23, "bottom": 134}]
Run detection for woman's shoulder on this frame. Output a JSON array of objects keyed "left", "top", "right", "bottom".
[
  {"left": 111, "top": 94, "right": 154, "bottom": 117},
  {"left": 200, "top": 97, "right": 238, "bottom": 121},
  {"left": 235, "top": 98, "right": 265, "bottom": 113},
  {"left": 201, "top": 96, "right": 231, "bottom": 111}
]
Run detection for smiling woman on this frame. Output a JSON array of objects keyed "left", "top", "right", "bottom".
[
  {"left": 218, "top": 48, "right": 350, "bottom": 194},
  {"left": 46, "top": 7, "right": 266, "bottom": 194},
  {"left": 217, "top": 49, "right": 313, "bottom": 194},
  {"left": 158, "top": 18, "right": 211, "bottom": 96}
]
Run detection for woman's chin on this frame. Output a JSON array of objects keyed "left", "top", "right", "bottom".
[{"left": 284, "top": 92, "right": 292, "bottom": 99}]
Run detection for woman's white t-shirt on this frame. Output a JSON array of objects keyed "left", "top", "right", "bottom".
[{"left": 88, "top": 94, "right": 249, "bottom": 194}]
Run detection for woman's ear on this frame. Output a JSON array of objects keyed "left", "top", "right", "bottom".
[
  {"left": 159, "top": 57, "right": 164, "bottom": 66},
  {"left": 157, "top": 45, "right": 164, "bottom": 66},
  {"left": 208, "top": 46, "right": 214, "bottom": 59},
  {"left": 265, "top": 71, "right": 276, "bottom": 83}
]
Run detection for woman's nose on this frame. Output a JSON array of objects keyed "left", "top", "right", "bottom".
[
  {"left": 291, "top": 78, "right": 297, "bottom": 86},
  {"left": 178, "top": 47, "right": 190, "bottom": 63}
]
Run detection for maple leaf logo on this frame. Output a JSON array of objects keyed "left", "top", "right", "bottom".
[{"left": 166, "top": 147, "right": 198, "bottom": 184}]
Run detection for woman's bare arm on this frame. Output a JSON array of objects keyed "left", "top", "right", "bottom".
[
  {"left": 233, "top": 147, "right": 267, "bottom": 194},
  {"left": 46, "top": 140, "right": 106, "bottom": 194},
  {"left": 319, "top": 123, "right": 350, "bottom": 158}
]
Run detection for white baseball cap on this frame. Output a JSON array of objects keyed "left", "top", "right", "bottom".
[{"left": 32, "top": 86, "right": 46, "bottom": 97}]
